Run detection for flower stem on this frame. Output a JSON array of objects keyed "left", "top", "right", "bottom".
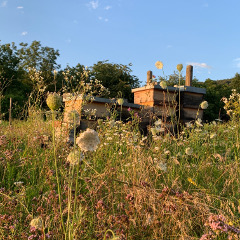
[{"left": 52, "top": 111, "right": 66, "bottom": 234}]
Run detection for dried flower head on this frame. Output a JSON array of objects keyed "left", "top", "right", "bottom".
[
  {"left": 30, "top": 217, "right": 43, "bottom": 230},
  {"left": 160, "top": 81, "right": 167, "bottom": 89},
  {"left": 76, "top": 128, "right": 100, "bottom": 152},
  {"left": 67, "top": 149, "right": 84, "bottom": 165},
  {"left": 46, "top": 92, "right": 62, "bottom": 111},
  {"left": 117, "top": 98, "right": 124, "bottom": 105},
  {"left": 200, "top": 101, "right": 208, "bottom": 109},
  {"left": 155, "top": 61, "right": 163, "bottom": 69},
  {"left": 176, "top": 64, "right": 183, "bottom": 72}
]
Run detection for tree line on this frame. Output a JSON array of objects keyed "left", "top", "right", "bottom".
[{"left": 0, "top": 40, "right": 239, "bottom": 121}]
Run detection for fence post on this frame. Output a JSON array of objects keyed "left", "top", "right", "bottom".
[{"left": 9, "top": 97, "right": 12, "bottom": 126}]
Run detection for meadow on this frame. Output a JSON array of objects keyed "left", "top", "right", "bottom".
[{"left": 0, "top": 103, "right": 240, "bottom": 240}]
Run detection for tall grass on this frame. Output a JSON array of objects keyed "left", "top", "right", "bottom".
[{"left": 0, "top": 114, "right": 240, "bottom": 239}]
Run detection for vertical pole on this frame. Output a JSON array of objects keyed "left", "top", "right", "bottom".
[
  {"left": 185, "top": 65, "right": 193, "bottom": 86},
  {"left": 147, "top": 70, "right": 152, "bottom": 85},
  {"left": 9, "top": 97, "right": 12, "bottom": 126}
]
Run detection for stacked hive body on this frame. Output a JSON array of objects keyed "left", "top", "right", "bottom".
[{"left": 61, "top": 65, "right": 206, "bottom": 135}]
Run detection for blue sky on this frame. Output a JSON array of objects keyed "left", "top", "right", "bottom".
[{"left": 1, "top": 0, "right": 240, "bottom": 85}]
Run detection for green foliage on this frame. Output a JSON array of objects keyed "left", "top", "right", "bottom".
[{"left": 90, "top": 60, "right": 140, "bottom": 102}]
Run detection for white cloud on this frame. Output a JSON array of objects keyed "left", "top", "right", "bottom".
[
  {"left": 98, "top": 16, "right": 109, "bottom": 22},
  {"left": 104, "top": 5, "right": 112, "bottom": 10},
  {"left": 88, "top": 0, "right": 99, "bottom": 10},
  {"left": 17, "top": 6, "right": 24, "bottom": 9},
  {"left": 187, "top": 62, "right": 212, "bottom": 69},
  {"left": 233, "top": 58, "right": 240, "bottom": 68},
  {"left": 1, "top": 1, "right": 7, "bottom": 7},
  {"left": 21, "top": 31, "right": 28, "bottom": 36}
]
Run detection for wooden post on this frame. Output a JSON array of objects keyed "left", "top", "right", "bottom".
[
  {"left": 9, "top": 97, "right": 12, "bottom": 126},
  {"left": 147, "top": 70, "right": 152, "bottom": 84},
  {"left": 185, "top": 65, "right": 193, "bottom": 86}
]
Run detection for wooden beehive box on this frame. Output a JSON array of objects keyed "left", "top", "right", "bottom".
[
  {"left": 132, "top": 85, "right": 178, "bottom": 118},
  {"left": 179, "top": 86, "right": 206, "bottom": 123}
]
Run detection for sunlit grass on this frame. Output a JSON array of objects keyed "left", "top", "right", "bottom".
[{"left": 0, "top": 116, "right": 240, "bottom": 239}]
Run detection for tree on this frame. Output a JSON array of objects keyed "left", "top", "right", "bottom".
[
  {"left": 18, "top": 41, "right": 60, "bottom": 88},
  {"left": 90, "top": 61, "right": 140, "bottom": 102}
]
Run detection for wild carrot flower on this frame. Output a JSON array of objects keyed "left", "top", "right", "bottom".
[
  {"left": 195, "top": 118, "right": 203, "bottom": 127},
  {"left": 200, "top": 101, "right": 208, "bottom": 109},
  {"left": 30, "top": 217, "right": 43, "bottom": 230},
  {"left": 160, "top": 81, "right": 167, "bottom": 89},
  {"left": 67, "top": 149, "right": 84, "bottom": 165},
  {"left": 185, "top": 147, "right": 193, "bottom": 155},
  {"left": 117, "top": 98, "right": 124, "bottom": 105},
  {"left": 176, "top": 64, "right": 183, "bottom": 72},
  {"left": 67, "top": 110, "right": 80, "bottom": 124},
  {"left": 46, "top": 92, "right": 62, "bottom": 111},
  {"left": 155, "top": 61, "right": 163, "bottom": 69},
  {"left": 76, "top": 128, "right": 100, "bottom": 152}
]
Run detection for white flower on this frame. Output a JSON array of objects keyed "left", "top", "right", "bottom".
[
  {"left": 14, "top": 181, "right": 24, "bottom": 186},
  {"left": 66, "top": 110, "right": 80, "bottom": 124},
  {"left": 117, "top": 98, "right": 124, "bottom": 105},
  {"left": 154, "top": 119, "right": 162, "bottom": 126},
  {"left": 155, "top": 61, "right": 163, "bottom": 69},
  {"left": 30, "top": 217, "right": 43, "bottom": 230},
  {"left": 185, "top": 122, "right": 193, "bottom": 128},
  {"left": 67, "top": 149, "right": 84, "bottom": 165},
  {"left": 160, "top": 81, "right": 167, "bottom": 89},
  {"left": 164, "top": 150, "right": 170, "bottom": 155},
  {"left": 200, "top": 101, "right": 208, "bottom": 109},
  {"left": 185, "top": 147, "right": 193, "bottom": 156},
  {"left": 156, "top": 162, "right": 167, "bottom": 172},
  {"left": 210, "top": 133, "right": 217, "bottom": 139},
  {"left": 76, "top": 128, "right": 100, "bottom": 152},
  {"left": 195, "top": 118, "right": 203, "bottom": 127}
]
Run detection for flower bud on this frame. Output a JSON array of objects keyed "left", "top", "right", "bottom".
[{"left": 46, "top": 92, "right": 62, "bottom": 111}]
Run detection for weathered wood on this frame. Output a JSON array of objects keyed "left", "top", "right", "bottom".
[
  {"left": 186, "top": 65, "right": 193, "bottom": 86},
  {"left": 147, "top": 71, "right": 152, "bottom": 84}
]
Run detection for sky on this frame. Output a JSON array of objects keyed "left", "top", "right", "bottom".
[{"left": 1, "top": 0, "right": 240, "bottom": 85}]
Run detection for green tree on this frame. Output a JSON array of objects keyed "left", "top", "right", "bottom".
[
  {"left": 90, "top": 61, "right": 140, "bottom": 101},
  {"left": 18, "top": 41, "right": 60, "bottom": 89}
]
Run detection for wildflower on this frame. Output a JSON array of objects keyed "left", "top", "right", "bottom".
[
  {"left": 185, "top": 147, "right": 193, "bottom": 155},
  {"left": 76, "top": 128, "right": 100, "bottom": 152},
  {"left": 154, "top": 119, "right": 162, "bottom": 126},
  {"left": 164, "top": 150, "right": 170, "bottom": 155},
  {"left": 117, "top": 98, "right": 124, "bottom": 105},
  {"left": 150, "top": 127, "right": 157, "bottom": 136},
  {"left": 176, "top": 64, "right": 183, "bottom": 72},
  {"left": 46, "top": 92, "right": 62, "bottom": 111},
  {"left": 155, "top": 61, "right": 163, "bottom": 69},
  {"left": 160, "top": 80, "right": 167, "bottom": 89},
  {"left": 187, "top": 178, "right": 197, "bottom": 186},
  {"left": 210, "top": 133, "right": 217, "bottom": 139},
  {"left": 156, "top": 162, "right": 167, "bottom": 172},
  {"left": 66, "top": 110, "right": 80, "bottom": 124},
  {"left": 30, "top": 217, "right": 43, "bottom": 230},
  {"left": 195, "top": 118, "right": 203, "bottom": 127},
  {"left": 200, "top": 101, "right": 208, "bottom": 109},
  {"left": 67, "top": 149, "right": 84, "bottom": 165},
  {"left": 185, "top": 122, "right": 193, "bottom": 128},
  {"left": 14, "top": 181, "right": 24, "bottom": 186}
]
